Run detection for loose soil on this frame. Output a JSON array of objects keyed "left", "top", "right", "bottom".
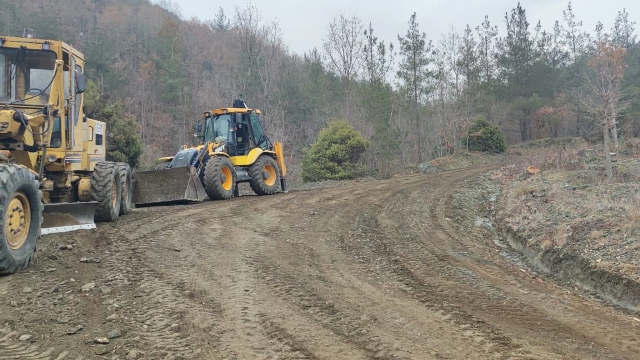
[{"left": 1, "top": 151, "right": 640, "bottom": 359}]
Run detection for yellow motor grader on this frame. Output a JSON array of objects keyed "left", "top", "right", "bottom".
[
  {"left": 133, "top": 100, "right": 286, "bottom": 205},
  {"left": 0, "top": 34, "right": 133, "bottom": 274}
]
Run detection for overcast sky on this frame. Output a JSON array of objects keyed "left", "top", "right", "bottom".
[{"left": 176, "top": 0, "right": 639, "bottom": 55}]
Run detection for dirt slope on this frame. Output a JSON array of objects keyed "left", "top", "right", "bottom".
[{"left": 1, "top": 166, "right": 639, "bottom": 359}]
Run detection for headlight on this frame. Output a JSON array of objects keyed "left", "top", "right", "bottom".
[{"left": 46, "top": 154, "right": 57, "bottom": 163}]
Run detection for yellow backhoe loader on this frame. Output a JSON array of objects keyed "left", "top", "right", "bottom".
[
  {"left": 133, "top": 100, "right": 286, "bottom": 205},
  {"left": 0, "top": 33, "right": 133, "bottom": 274}
]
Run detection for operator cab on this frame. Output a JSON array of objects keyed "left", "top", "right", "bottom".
[
  {"left": 199, "top": 99, "right": 271, "bottom": 156},
  {"left": 0, "top": 47, "right": 56, "bottom": 106}
]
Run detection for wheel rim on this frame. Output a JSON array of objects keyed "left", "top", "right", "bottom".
[
  {"left": 262, "top": 163, "right": 277, "bottom": 187},
  {"left": 111, "top": 177, "right": 117, "bottom": 208},
  {"left": 221, "top": 166, "right": 233, "bottom": 191},
  {"left": 5, "top": 192, "right": 31, "bottom": 250}
]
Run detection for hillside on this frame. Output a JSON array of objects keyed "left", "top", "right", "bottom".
[
  {"left": 1, "top": 0, "right": 638, "bottom": 185},
  {"left": 422, "top": 138, "right": 640, "bottom": 311},
  {"left": 1, "top": 0, "right": 359, "bottom": 182},
  {"left": 498, "top": 139, "right": 640, "bottom": 306}
]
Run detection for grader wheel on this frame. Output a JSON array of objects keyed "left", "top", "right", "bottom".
[
  {"left": 117, "top": 162, "right": 133, "bottom": 215},
  {"left": 91, "top": 162, "right": 122, "bottom": 222},
  {"left": 0, "top": 164, "right": 43, "bottom": 274}
]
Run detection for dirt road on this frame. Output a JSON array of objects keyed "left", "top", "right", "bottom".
[{"left": 1, "top": 166, "right": 639, "bottom": 359}]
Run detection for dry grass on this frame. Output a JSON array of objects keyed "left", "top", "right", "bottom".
[
  {"left": 512, "top": 185, "right": 539, "bottom": 198},
  {"left": 498, "top": 137, "right": 640, "bottom": 282}
]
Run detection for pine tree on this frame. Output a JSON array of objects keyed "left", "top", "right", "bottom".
[{"left": 396, "top": 12, "right": 433, "bottom": 163}]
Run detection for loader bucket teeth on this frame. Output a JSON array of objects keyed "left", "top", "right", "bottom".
[
  {"left": 41, "top": 202, "right": 98, "bottom": 235},
  {"left": 133, "top": 166, "right": 207, "bottom": 206}
]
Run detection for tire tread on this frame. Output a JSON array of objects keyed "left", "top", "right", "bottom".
[
  {"left": 0, "top": 164, "right": 42, "bottom": 274},
  {"left": 91, "top": 162, "right": 121, "bottom": 222},
  {"left": 249, "top": 155, "right": 280, "bottom": 196},
  {"left": 203, "top": 157, "right": 234, "bottom": 200},
  {"left": 116, "top": 162, "right": 133, "bottom": 215}
]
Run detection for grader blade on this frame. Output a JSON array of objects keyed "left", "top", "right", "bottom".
[
  {"left": 41, "top": 202, "right": 98, "bottom": 235},
  {"left": 133, "top": 166, "right": 207, "bottom": 206}
]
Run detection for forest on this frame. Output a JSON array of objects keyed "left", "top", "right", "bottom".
[{"left": 0, "top": 0, "right": 637, "bottom": 182}]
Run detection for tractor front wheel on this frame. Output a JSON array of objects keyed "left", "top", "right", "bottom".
[
  {"left": 0, "top": 164, "right": 42, "bottom": 274},
  {"left": 249, "top": 155, "right": 280, "bottom": 196},
  {"left": 203, "top": 156, "right": 235, "bottom": 200}
]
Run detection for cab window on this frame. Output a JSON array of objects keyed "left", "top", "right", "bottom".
[
  {"left": 50, "top": 117, "right": 62, "bottom": 148},
  {"left": 249, "top": 113, "right": 266, "bottom": 149}
]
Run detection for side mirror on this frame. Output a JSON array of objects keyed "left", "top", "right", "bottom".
[
  {"left": 196, "top": 121, "right": 203, "bottom": 134},
  {"left": 76, "top": 73, "right": 86, "bottom": 94}
]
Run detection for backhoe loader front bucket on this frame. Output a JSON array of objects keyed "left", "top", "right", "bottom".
[
  {"left": 41, "top": 202, "right": 98, "bottom": 235},
  {"left": 133, "top": 166, "right": 207, "bottom": 206}
]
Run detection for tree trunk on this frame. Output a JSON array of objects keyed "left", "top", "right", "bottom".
[
  {"left": 603, "top": 122, "right": 613, "bottom": 180},
  {"left": 610, "top": 104, "right": 619, "bottom": 150},
  {"left": 416, "top": 112, "right": 423, "bottom": 163}
]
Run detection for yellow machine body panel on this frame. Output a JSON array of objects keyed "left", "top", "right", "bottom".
[
  {"left": 0, "top": 36, "right": 107, "bottom": 170},
  {"left": 274, "top": 142, "right": 286, "bottom": 178},
  {"left": 0, "top": 34, "right": 110, "bottom": 234},
  {"left": 0, "top": 33, "right": 135, "bottom": 274},
  {"left": 208, "top": 108, "right": 261, "bottom": 116},
  {"left": 230, "top": 147, "right": 273, "bottom": 167}
]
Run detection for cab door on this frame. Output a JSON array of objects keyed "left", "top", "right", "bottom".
[{"left": 64, "top": 54, "right": 84, "bottom": 148}]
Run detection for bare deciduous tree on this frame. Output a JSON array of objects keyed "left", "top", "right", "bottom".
[
  {"left": 440, "top": 26, "right": 461, "bottom": 98},
  {"left": 577, "top": 41, "right": 628, "bottom": 179},
  {"left": 153, "top": 0, "right": 182, "bottom": 18},
  {"left": 322, "top": 14, "right": 364, "bottom": 117},
  {"left": 234, "top": 4, "right": 262, "bottom": 85}
]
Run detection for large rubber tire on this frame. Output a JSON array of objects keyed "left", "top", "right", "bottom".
[
  {"left": 203, "top": 156, "right": 235, "bottom": 200},
  {"left": 116, "top": 162, "right": 133, "bottom": 215},
  {"left": 0, "top": 164, "right": 42, "bottom": 274},
  {"left": 91, "top": 162, "right": 122, "bottom": 222},
  {"left": 249, "top": 155, "right": 280, "bottom": 196}
]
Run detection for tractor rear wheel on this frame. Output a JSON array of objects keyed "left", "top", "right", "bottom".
[
  {"left": 92, "top": 162, "right": 122, "bottom": 222},
  {"left": 249, "top": 155, "right": 280, "bottom": 195},
  {"left": 203, "top": 156, "right": 235, "bottom": 200},
  {"left": 0, "top": 164, "right": 42, "bottom": 274},
  {"left": 117, "top": 162, "right": 133, "bottom": 215}
]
